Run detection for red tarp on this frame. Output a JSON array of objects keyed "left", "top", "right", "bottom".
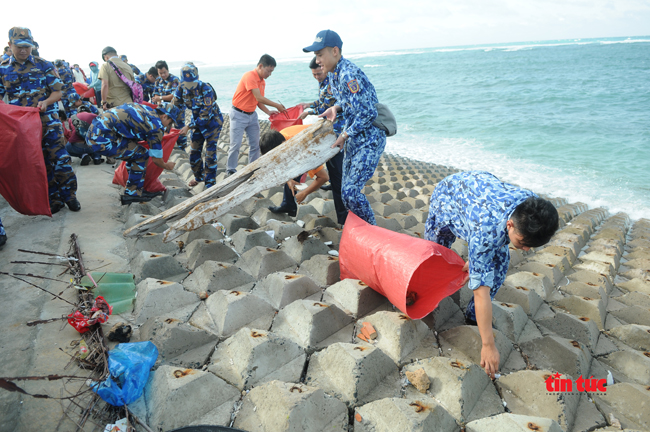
[
  {"left": 269, "top": 105, "right": 304, "bottom": 131},
  {"left": 112, "top": 130, "right": 180, "bottom": 193},
  {"left": 339, "top": 212, "right": 467, "bottom": 319},
  {"left": 0, "top": 102, "right": 51, "bottom": 216}
]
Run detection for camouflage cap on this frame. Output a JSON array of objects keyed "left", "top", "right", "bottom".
[
  {"left": 8, "top": 27, "right": 35, "bottom": 48},
  {"left": 156, "top": 102, "right": 183, "bottom": 127},
  {"left": 54, "top": 59, "right": 64, "bottom": 67},
  {"left": 67, "top": 93, "right": 81, "bottom": 104},
  {"left": 180, "top": 63, "right": 199, "bottom": 88}
]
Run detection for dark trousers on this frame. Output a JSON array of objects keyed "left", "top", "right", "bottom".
[
  {"left": 280, "top": 176, "right": 302, "bottom": 211},
  {"left": 327, "top": 150, "right": 347, "bottom": 224}
]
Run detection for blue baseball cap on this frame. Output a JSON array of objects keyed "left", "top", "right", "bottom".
[
  {"left": 8, "top": 27, "right": 35, "bottom": 48},
  {"left": 67, "top": 93, "right": 81, "bottom": 104},
  {"left": 303, "top": 30, "right": 342, "bottom": 53},
  {"left": 156, "top": 102, "right": 182, "bottom": 127},
  {"left": 180, "top": 63, "right": 199, "bottom": 88}
]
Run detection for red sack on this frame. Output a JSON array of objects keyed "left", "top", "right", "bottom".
[
  {"left": 112, "top": 130, "right": 180, "bottom": 193},
  {"left": 141, "top": 101, "right": 157, "bottom": 109},
  {"left": 269, "top": 105, "right": 304, "bottom": 131},
  {"left": 339, "top": 213, "right": 467, "bottom": 319},
  {"left": 82, "top": 88, "right": 96, "bottom": 99},
  {"left": 73, "top": 82, "right": 89, "bottom": 96},
  {"left": 0, "top": 102, "right": 51, "bottom": 216},
  {"left": 67, "top": 296, "right": 113, "bottom": 334}
]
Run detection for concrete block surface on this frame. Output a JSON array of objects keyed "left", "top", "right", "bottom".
[
  {"left": 323, "top": 279, "right": 389, "bottom": 318},
  {"left": 220, "top": 213, "right": 259, "bottom": 234},
  {"left": 252, "top": 272, "right": 321, "bottom": 310},
  {"left": 282, "top": 235, "right": 330, "bottom": 263},
  {"left": 238, "top": 246, "right": 297, "bottom": 280},
  {"left": 206, "top": 290, "right": 276, "bottom": 338},
  {"left": 607, "top": 324, "right": 650, "bottom": 351},
  {"left": 183, "top": 261, "right": 255, "bottom": 295},
  {"left": 185, "top": 239, "right": 238, "bottom": 270},
  {"left": 536, "top": 311, "right": 600, "bottom": 352},
  {"left": 131, "top": 251, "right": 188, "bottom": 283},
  {"left": 134, "top": 278, "right": 200, "bottom": 325},
  {"left": 466, "top": 413, "right": 563, "bottom": 432},
  {"left": 519, "top": 335, "right": 592, "bottom": 379},
  {"left": 176, "top": 223, "right": 225, "bottom": 244},
  {"left": 504, "top": 271, "right": 554, "bottom": 300},
  {"left": 231, "top": 228, "right": 277, "bottom": 254},
  {"left": 126, "top": 232, "right": 179, "bottom": 259},
  {"left": 298, "top": 254, "right": 341, "bottom": 286},
  {"left": 592, "top": 383, "right": 650, "bottom": 430},
  {"left": 355, "top": 395, "right": 460, "bottom": 432}
]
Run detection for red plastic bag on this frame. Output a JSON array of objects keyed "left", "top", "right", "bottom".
[
  {"left": 269, "top": 105, "right": 304, "bottom": 131},
  {"left": 339, "top": 213, "right": 467, "bottom": 319},
  {"left": 0, "top": 102, "right": 51, "bottom": 216},
  {"left": 112, "top": 130, "right": 180, "bottom": 193},
  {"left": 67, "top": 296, "right": 113, "bottom": 334},
  {"left": 73, "top": 82, "right": 89, "bottom": 96}
]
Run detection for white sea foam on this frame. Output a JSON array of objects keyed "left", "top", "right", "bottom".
[
  {"left": 363, "top": 64, "right": 382, "bottom": 68},
  {"left": 385, "top": 134, "right": 650, "bottom": 221}
]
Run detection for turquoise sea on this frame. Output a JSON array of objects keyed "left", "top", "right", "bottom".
[{"left": 168, "top": 36, "right": 650, "bottom": 220}]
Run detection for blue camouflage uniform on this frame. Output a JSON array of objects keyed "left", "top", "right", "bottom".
[
  {"left": 328, "top": 56, "right": 386, "bottom": 225},
  {"left": 0, "top": 54, "right": 78, "bottom": 209},
  {"left": 66, "top": 93, "right": 99, "bottom": 117},
  {"left": 86, "top": 103, "right": 166, "bottom": 197},
  {"left": 307, "top": 76, "right": 346, "bottom": 224},
  {"left": 424, "top": 171, "right": 536, "bottom": 321},
  {"left": 55, "top": 61, "right": 77, "bottom": 116},
  {"left": 136, "top": 74, "right": 155, "bottom": 102},
  {"left": 0, "top": 216, "right": 5, "bottom": 237},
  {"left": 172, "top": 64, "right": 222, "bottom": 188},
  {"left": 153, "top": 73, "right": 186, "bottom": 149}
]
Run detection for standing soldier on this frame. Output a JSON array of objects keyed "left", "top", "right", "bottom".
[
  {"left": 152, "top": 60, "right": 185, "bottom": 149},
  {"left": 136, "top": 66, "right": 158, "bottom": 102},
  {"left": 0, "top": 27, "right": 80, "bottom": 213},
  {"left": 303, "top": 30, "right": 385, "bottom": 225},
  {"left": 85, "top": 102, "right": 180, "bottom": 204},
  {"left": 55, "top": 59, "right": 77, "bottom": 116},
  {"left": 172, "top": 63, "right": 223, "bottom": 189}
]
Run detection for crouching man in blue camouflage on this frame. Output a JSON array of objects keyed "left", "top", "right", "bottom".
[
  {"left": 303, "top": 30, "right": 385, "bottom": 225},
  {"left": 425, "top": 171, "right": 558, "bottom": 378},
  {"left": 172, "top": 63, "right": 223, "bottom": 189},
  {"left": 86, "top": 102, "right": 181, "bottom": 205},
  {"left": 66, "top": 93, "right": 99, "bottom": 117},
  {"left": 0, "top": 27, "right": 80, "bottom": 213}
]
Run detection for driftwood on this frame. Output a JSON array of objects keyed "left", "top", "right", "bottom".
[{"left": 123, "top": 120, "right": 339, "bottom": 242}]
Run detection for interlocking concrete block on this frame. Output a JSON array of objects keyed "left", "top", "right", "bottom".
[
  {"left": 622, "top": 258, "right": 650, "bottom": 273},
  {"left": 238, "top": 246, "right": 297, "bottom": 280},
  {"left": 252, "top": 207, "right": 294, "bottom": 225},
  {"left": 519, "top": 335, "right": 591, "bottom": 378},
  {"left": 626, "top": 249, "right": 650, "bottom": 261},
  {"left": 386, "top": 198, "right": 413, "bottom": 214},
  {"left": 438, "top": 326, "right": 524, "bottom": 372},
  {"left": 371, "top": 202, "right": 397, "bottom": 218},
  {"left": 375, "top": 216, "right": 403, "bottom": 232},
  {"left": 407, "top": 208, "right": 428, "bottom": 223},
  {"left": 131, "top": 251, "right": 188, "bottom": 284},
  {"left": 600, "top": 350, "right": 650, "bottom": 385},
  {"left": 140, "top": 317, "right": 218, "bottom": 368},
  {"left": 323, "top": 279, "right": 389, "bottom": 318},
  {"left": 303, "top": 214, "right": 338, "bottom": 230},
  {"left": 309, "top": 197, "right": 336, "bottom": 215},
  {"left": 305, "top": 342, "right": 401, "bottom": 406},
  {"left": 123, "top": 202, "right": 161, "bottom": 221},
  {"left": 183, "top": 261, "right": 255, "bottom": 295},
  {"left": 206, "top": 290, "right": 276, "bottom": 338},
  {"left": 390, "top": 213, "right": 419, "bottom": 230},
  {"left": 272, "top": 300, "right": 353, "bottom": 352},
  {"left": 355, "top": 396, "right": 460, "bottom": 432},
  {"left": 145, "top": 365, "right": 239, "bottom": 431},
  {"left": 134, "top": 278, "right": 200, "bottom": 325},
  {"left": 581, "top": 250, "right": 621, "bottom": 271},
  {"left": 362, "top": 311, "right": 438, "bottom": 366},
  {"left": 125, "top": 213, "right": 169, "bottom": 234},
  {"left": 403, "top": 196, "right": 427, "bottom": 209},
  {"left": 495, "top": 370, "right": 581, "bottom": 432},
  {"left": 297, "top": 254, "right": 341, "bottom": 286},
  {"left": 234, "top": 197, "right": 273, "bottom": 217},
  {"left": 592, "top": 383, "right": 650, "bottom": 430},
  {"left": 421, "top": 296, "right": 465, "bottom": 332},
  {"left": 560, "top": 282, "right": 608, "bottom": 305},
  {"left": 536, "top": 311, "right": 600, "bottom": 352},
  {"left": 593, "top": 227, "right": 626, "bottom": 245},
  {"left": 517, "top": 262, "right": 564, "bottom": 287},
  {"left": 547, "top": 233, "right": 583, "bottom": 257},
  {"left": 538, "top": 245, "right": 578, "bottom": 266},
  {"left": 466, "top": 413, "right": 563, "bottom": 432},
  {"left": 265, "top": 219, "right": 303, "bottom": 241},
  {"left": 233, "top": 380, "right": 347, "bottom": 432},
  {"left": 163, "top": 185, "right": 192, "bottom": 203},
  {"left": 495, "top": 283, "right": 543, "bottom": 317},
  {"left": 282, "top": 235, "right": 329, "bottom": 263},
  {"left": 567, "top": 270, "right": 614, "bottom": 294},
  {"left": 404, "top": 357, "right": 504, "bottom": 423},
  {"left": 607, "top": 324, "right": 650, "bottom": 351},
  {"left": 552, "top": 295, "right": 607, "bottom": 330},
  {"left": 219, "top": 213, "right": 260, "bottom": 235},
  {"left": 504, "top": 271, "right": 554, "bottom": 301},
  {"left": 296, "top": 203, "right": 320, "bottom": 219},
  {"left": 231, "top": 228, "right": 277, "bottom": 254},
  {"left": 252, "top": 272, "right": 321, "bottom": 310},
  {"left": 573, "top": 259, "right": 615, "bottom": 281},
  {"left": 185, "top": 239, "right": 239, "bottom": 270},
  {"left": 126, "top": 232, "right": 179, "bottom": 259},
  {"left": 491, "top": 301, "right": 529, "bottom": 343},
  {"left": 528, "top": 252, "right": 572, "bottom": 275},
  {"left": 610, "top": 305, "right": 650, "bottom": 327},
  {"left": 176, "top": 223, "right": 225, "bottom": 244},
  {"left": 616, "top": 291, "right": 650, "bottom": 309},
  {"left": 260, "top": 185, "right": 285, "bottom": 199},
  {"left": 208, "top": 327, "right": 305, "bottom": 390},
  {"left": 586, "top": 237, "right": 624, "bottom": 256},
  {"left": 314, "top": 226, "right": 343, "bottom": 249}
]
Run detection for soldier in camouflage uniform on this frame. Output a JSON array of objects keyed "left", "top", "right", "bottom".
[
  {"left": 0, "top": 27, "right": 80, "bottom": 213},
  {"left": 120, "top": 55, "right": 141, "bottom": 76},
  {"left": 136, "top": 66, "right": 158, "bottom": 102},
  {"left": 66, "top": 93, "right": 99, "bottom": 117},
  {"left": 172, "top": 63, "right": 223, "bottom": 188},
  {"left": 153, "top": 60, "right": 186, "bottom": 150},
  {"left": 54, "top": 59, "right": 77, "bottom": 116},
  {"left": 86, "top": 102, "right": 181, "bottom": 204}
]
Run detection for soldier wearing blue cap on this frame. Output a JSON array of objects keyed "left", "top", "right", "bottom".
[
  {"left": 0, "top": 27, "right": 80, "bottom": 213},
  {"left": 85, "top": 102, "right": 180, "bottom": 204},
  {"left": 66, "top": 92, "right": 99, "bottom": 117},
  {"left": 55, "top": 59, "right": 77, "bottom": 116},
  {"left": 303, "top": 30, "right": 386, "bottom": 225},
  {"left": 172, "top": 63, "right": 223, "bottom": 189},
  {"left": 152, "top": 60, "right": 185, "bottom": 149},
  {"left": 136, "top": 66, "right": 158, "bottom": 102},
  {"left": 120, "top": 55, "right": 141, "bottom": 76}
]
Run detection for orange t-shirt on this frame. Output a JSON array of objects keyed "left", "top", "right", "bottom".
[
  {"left": 232, "top": 70, "right": 265, "bottom": 112},
  {"left": 280, "top": 125, "right": 324, "bottom": 179}
]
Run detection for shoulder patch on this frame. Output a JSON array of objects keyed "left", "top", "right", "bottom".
[{"left": 347, "top": 79, "right": 359, "bottom": 93}]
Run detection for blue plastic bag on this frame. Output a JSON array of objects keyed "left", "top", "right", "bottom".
[{"left": 92, "top": 341, "right": 158, "bottom": 406}]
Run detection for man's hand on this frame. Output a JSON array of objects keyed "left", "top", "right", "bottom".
[
  {"left": 268, "top": 110, "right": 279, "bottom": 116},
  {"left": 298, "top": 102, "right": 311, "bottom": 109},
  {"left": 298, "top": 111, "right": 310, "bottom": 120},
  {"left": 462, "top": 261, "right": 470, "bottom": 285},
  {"left": 162, "top": 161, "right": 175, "bottom": 170},
  {"left": 480, "top": 343, "right": 500, "bottom": 379},
  {"left": 179, "top": 126, "right": 189, "bottom": 135},
  {"left": 331, "top": 131, "right": 348, "bottom": 149},
  {"left": 152, "top": 157, "right": 175, "bottom": 170},
  {"left": 295, "top": 190, "right": 306, "bottom": 204},
  {"left": 37, "top": 100, "right": 49, "bottom": 112},
  {"left": 277, "top": 103, "right": 286, "bottom": 113},
  {"left": 286, "top": 180, "right": 298, "bottom": 196},
  {"left": 152, "top": 95, "right": 161, "bottom": 104},
  {"left": 319, "top": 106, "right": 338, "bottom": 122}
]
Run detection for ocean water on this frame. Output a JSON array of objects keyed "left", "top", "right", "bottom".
[{"left": 181, "top": 36, "right": 650, "bottom": 220}]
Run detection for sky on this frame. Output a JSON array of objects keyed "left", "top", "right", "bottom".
[{"left": 6, "top": 0, "right": 650, "bottom": 71}]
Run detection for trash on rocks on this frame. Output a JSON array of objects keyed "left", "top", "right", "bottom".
[
  {"left": 213, "top": 222, "right": 227, "bottom": 236},
  {"left": 405, "top": 368, "right": 430, "bottom": 393},
  {"left": 296, "top": 220, "right": 305, "bottom": 228},
  {"left": 265, "top": 230, "right": 275, "bottom": 239},
  {"left": 199, "top": 291, "right": 209, "bottom": 300},
  {"left": 78, "top": 340, "right": 89, "bottom": 360},
  {"left": 361, "top": 322, "right": 377, "bottom": 340},
  {"left": 357, "top": 332, "right": 370, "bottom": 343},
  {"left": 80, "top": 272, "right": 136, "bottom": 315},
  {"left": 328, "top": 250, "right": 339, "bottom": 256},
  {"left": 106, "top": 323, "right": 132, "bottom": 343},
  {"left": 91, "top": 341, "right": 158, "bottom": 406},
  {"left": 606, "top": 370, "right": 614, "bottom": 385},
  {"left": 355, "top": 413, "right": 363, "bottom": 422},
  {"left": 67, "top": 296, "right": 113, "bottom": 334},
  {"left": 103, "top": 417, "right": 128, "bottom": 432}
]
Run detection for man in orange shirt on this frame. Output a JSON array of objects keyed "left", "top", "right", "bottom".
[{"left": 226, "top": 54, "right": 286, "bottom": 175}]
